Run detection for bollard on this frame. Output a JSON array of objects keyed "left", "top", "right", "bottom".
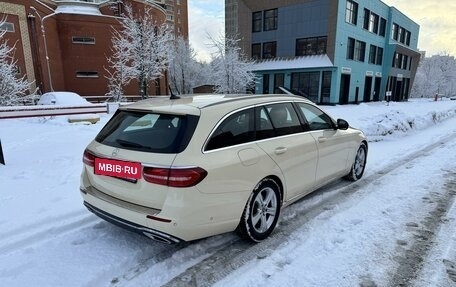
[{"left": 0, "top": 139, "right": 4, "bottom": 165}]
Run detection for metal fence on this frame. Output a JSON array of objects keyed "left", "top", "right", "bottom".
[{"left": 0, "top": 104, "right": 108, "bottom": 119}]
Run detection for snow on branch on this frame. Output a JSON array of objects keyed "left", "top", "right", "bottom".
[
  {"left": 207, "top": 33, "right": 256, "bottom": 94},
  {"left": 0, "top": 18, "right": 32, "bottom": 106},
  {"left": 105, "top": 4, "right": 173, "bottom": 99}
]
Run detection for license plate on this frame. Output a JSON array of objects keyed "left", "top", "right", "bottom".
[{"left": 94, "top": 158, "right": 142, "bottom": 179}]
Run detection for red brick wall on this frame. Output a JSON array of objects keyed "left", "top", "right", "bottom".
[
  {"left": 0, "top": 0, "right": 185, "bottom": 97},
  {"left": 1, "top": 14, "right": 27, "bottom": 81}
]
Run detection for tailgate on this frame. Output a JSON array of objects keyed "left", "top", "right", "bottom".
[{"left": 84, "top": 141, "right": 176, "bottom": 210}]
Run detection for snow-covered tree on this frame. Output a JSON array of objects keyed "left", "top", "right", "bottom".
[
  {"left": 0, "top": 20, "right": 30, "bottom": 106},
  {"left": 168, "top": 37, "right": 204, "bottom": 95},
  {"left": 125, "top": 5, "right": 172, "bottom": 98},
  {"left": 105, "top": 26, "right": 131, "bottom": 101},
  {"left": 411, "top": 53, "right": 456, "bottom": 98},
  {"left": 208, "top": 34, "right": 256, "bottom": 94},
  {"left": 107, "top": 4, "right": 173, "bottom": 99}
]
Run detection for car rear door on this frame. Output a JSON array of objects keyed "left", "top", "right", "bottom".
[{"left": 254, "top": 103, "right": 319, "bottom": 202}]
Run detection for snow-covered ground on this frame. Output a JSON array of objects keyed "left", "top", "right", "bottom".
[{"left": 1, "top": 98, "right": 456, "bottom": 287}]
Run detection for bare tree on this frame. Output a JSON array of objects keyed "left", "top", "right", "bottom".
[
  {"left": 208, "top": 34, "right": 256, "bottom": 94},
  {"left": 0, "top": 20, "right": 30, "bottom": 106},
  {"left": 107, "top": 4, "right": 173, "bottom": 99}
]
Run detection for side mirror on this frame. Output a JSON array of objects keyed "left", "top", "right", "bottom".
[{"left": 337, "top": 119, "right": 349, "bottom": 130}]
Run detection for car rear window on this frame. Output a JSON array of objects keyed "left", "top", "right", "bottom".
[{"left": 95, "top": 110, "right": 198, "bottom": 153}]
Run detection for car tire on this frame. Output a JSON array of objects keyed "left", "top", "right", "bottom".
[
  {"left": 237, "top": 178, "right": 281, "bottom": 242},
  {"left": 345, "top": 142, "right": 367, "bottom": 181}
]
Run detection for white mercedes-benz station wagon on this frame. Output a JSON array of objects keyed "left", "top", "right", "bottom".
[{"left": 80, "top": 94, "right": 367, "bottom": 243}]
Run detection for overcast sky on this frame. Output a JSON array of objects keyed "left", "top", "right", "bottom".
[
  {"left": 188, "top": 0, "right": 224, "bottom": 62},
  {"left": 187, "top": 0, "right": 455, "bottom": 62},
  {"left": 383, "top": 0, "right": 456, "bottom": 56}
]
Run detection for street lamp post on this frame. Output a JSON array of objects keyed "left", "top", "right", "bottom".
[{"left": 30, "top": 7, "right": 57, "bottom": 92}]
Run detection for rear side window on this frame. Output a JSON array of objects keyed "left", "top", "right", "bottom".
[
  {"left": 206, "top": 108, "right": 255, "bottom": 151},
  {"left": 265, "top": 102, "right": 304, "bottom": 136},
  {"left": 95, "top": 110, "right": 198, "bottom": 153}
]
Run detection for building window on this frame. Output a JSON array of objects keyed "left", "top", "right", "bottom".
[
  {"left": 321, "top": 71, "right": 332, "bottom": 104},
  {"left": 354, "top": 40, "right": 366, "bottom": 62},
  {"left": 76, "top": 71, "right": 99, "bottom": 78},
  {"left": 392, "top": 52, "right": 404, "bottom": 69},
  {"left": 369, "top": 45, "right": 383, "bottom": 65},
  {"left": 405, "top": 30, "right": 411, "bottom": 46},
  {"left": 317, "top": 37, "right": 327, "bottom": 54},
  {"left": 263, "top": 74, "right": 270, "bottom": 93},
  {"left": 345, "top": 0, "right": 358, "bottom": 25},
  {"left": 369, "top": 13, "right": 379, "bottom": 34},
  {"left": 379, "top": 18, "right": 387, "bottom": 37},
  {"left": 0, "top": 22, "right": 14, "bottom": 32},
  {"left": 263, "top": 8, "right": 278, "bottom": 31},
  {"left": 347, "top": 38, "right": 365, "bottom": 62},
  {"left": 376, "top": 47, "right": 383, "bottom": 65},
  {"left": 72, "top": 37, "right": 95, "bottom": 45},
  {"left": 252, "top": 43, "right": 261, "bottom": 60},
  {"left": 252, "top": 11, "right": 262, "bottom": 32},
  {"left": 369, "top": 45, "right": 376, "bottom": 64},
  {"left": 347, "top": 37, "right": 355, "bottom": 60},
  {"left": 402, "top": 55, "right": 408, "bottom": 70},
  {"left": 398, "top": 27, "right": 404, "bottom": 43},
  {"left": 392, "top": 23, "right": 411, "bottom": 45},
  {"left": 274, "top": 73, "right": 284, "bottom": 94},
  {"left": 363, "top": 9, "right": 379, "bottom": 34},
  {"left": 392, "top": 23, "right": 399, "bottom": 41},
  {"left": 176, "top": 0, "right": 180, "bottom": 4},
  {"left": 296, "top": 36, "right": 327, "bottom": 56},
  {"left": 363, "top": 9, "right": 369, "bottom": 30},
  {"left": 291, "top": 72, "right": 320, "bottom": 103},
  {"left": 263, "top": 41, "right": 276, "bottom": 59}
]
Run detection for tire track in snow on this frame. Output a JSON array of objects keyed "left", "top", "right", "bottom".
[
  {"left": 0, "top": 212, "right": 98, "bottom": 254},
  {"left": 162, "top": 133, "right": 456, "bottom": 287},
  {"left": 387, "top": 170, "right": 456, "bottom": 287},
  {"left": 108, "top": 238, "right": 238, "bottom": 287}
]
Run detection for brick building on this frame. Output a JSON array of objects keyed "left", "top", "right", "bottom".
[{"left": 0, "top": 0, "right": 188, "bottom": 98}]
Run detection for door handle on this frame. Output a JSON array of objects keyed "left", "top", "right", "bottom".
[
  {"left": 274, "top": 147, "right": 287, "bottom": 154},
  {"left": 318, "top": 137, "right": 327, "bottom": 143}
]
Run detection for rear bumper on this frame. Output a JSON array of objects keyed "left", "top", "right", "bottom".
[
  {"left": 83, "top": 201, "right": 182, "bottom": 244},
  {"left": 80, "top": 183, "right": 247, "bottom": 242}
]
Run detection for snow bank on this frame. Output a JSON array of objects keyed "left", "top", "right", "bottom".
[
  {"left": 324, "top": 99, "right": 456, "bottom": 141},
  {"left": 1, "top": 99, "right": 456, "bottom": 287}
]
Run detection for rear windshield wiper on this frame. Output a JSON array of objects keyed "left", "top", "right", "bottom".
[{"left": 116, "top": 139, "right": 149, "bottom": 149}]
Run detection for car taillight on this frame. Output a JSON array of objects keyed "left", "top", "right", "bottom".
[
  {"left": 83, "top": 150, "right": 95, "bottom": 167},
  {"left": 143, "top": 167, "right": 207, "bottom": 188}
]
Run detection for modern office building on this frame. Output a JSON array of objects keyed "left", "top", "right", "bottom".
[
  {"left": 0, "top": 0, "right": 188, "bottom": 97},
  {"left": 226, "top": 0, "right": 420, "bottom": 104}
]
